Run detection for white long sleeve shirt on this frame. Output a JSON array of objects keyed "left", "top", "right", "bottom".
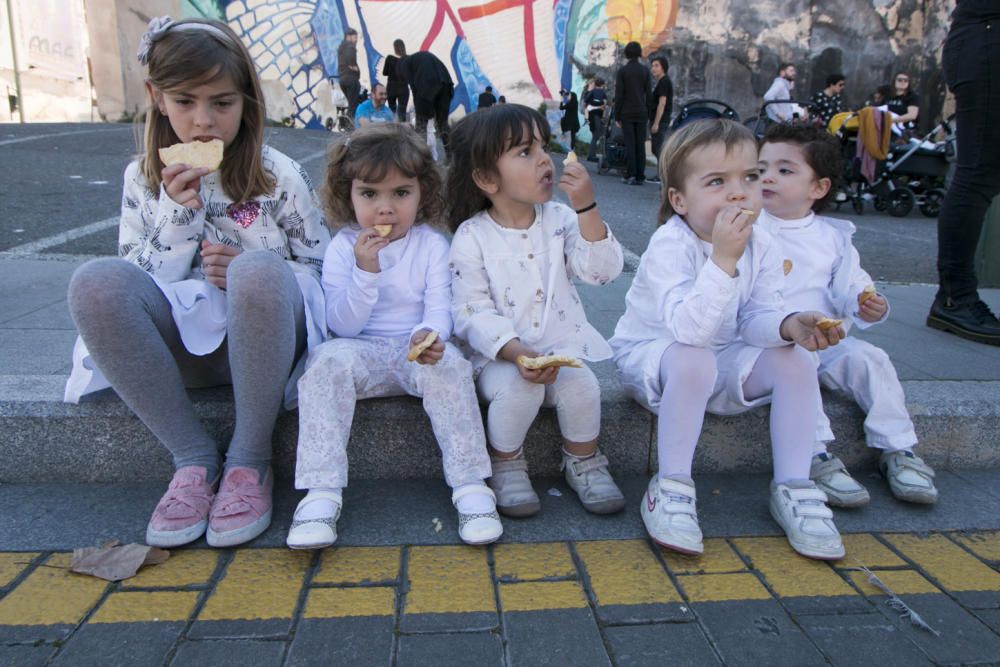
[
  {"left": 611, "top": 215, "right": 792, "bottom": 360},
  {"left": 758, "top": 210, "right": 887, "bottom": 332},
  {"left": 450, "top": 202, "right": 623, "bottom": 372},
  {"left": 322, "top": 223, "right": 453, "bottom": 340}
]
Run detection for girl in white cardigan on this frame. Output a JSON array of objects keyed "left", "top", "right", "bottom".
[
  {"left": 446, "top": 104, "right": 626, "bottom": 518},
  {"left": 288, "top": 124, "right": 501, "bottom": 549},
  {"left": 610, "top": 119, "right": 847, "bottom": 560}
]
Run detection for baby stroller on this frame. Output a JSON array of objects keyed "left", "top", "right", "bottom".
[
  {"left": 832, "top": 110, "right": 954, "bottom": 218},
  {"left": 597, "top": 108, "right": 628, "bottom": 176},
  {"left": 745, "top": 99, "right": 810, "bottom": 139},
  {"left": 669, "top": 98, "right": 740, "bottom": 132}
]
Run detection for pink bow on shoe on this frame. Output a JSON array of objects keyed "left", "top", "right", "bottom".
[{"left": 206, "top": 466, "right": 274, "bottom": 547}]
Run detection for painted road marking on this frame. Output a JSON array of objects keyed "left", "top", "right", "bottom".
[
  {"left": 0, "top": 128, "right": 124, "bottom": 148},
  {"left": 314, "top": 546, "right": 399, "bottom": 585},
  {"left": 4, "top": 216, "right": 119, "bottom": 256},
  {"left": 0, "top": 554, "right": 107, "bottom": 626},
  {"left": 499, "top": 581, "right": 588, "bottom": 611},
  {"left": 90, "top": 591, "right": 199, "bottom": 624},
  {"left": 304, "top": 587, "right": 395, "bottom": 619},
  {"left": 0, "top": 553, "right": 36, "bottom": 589},
  {"left": 953, "top": 530, "right": 1000, "bottom": 562},
  {"left": 198, "top": 549, "right": 309, "bottom": 621},
  {"left": 732, "top": 537, "right": 857, "bottom": 598},
  {"left": 493, "top": 542, "right": 576, "bottom": 581},
  {"left": 837, "top": 534, "right": 907, "bottom": 568},
  {"left": 679, "top": 572, "right": 771, "bottom": 602},
  {"left": 847, "top": 569, "right": 940, "bottom": 596},
  {"left": 884, "top": 533, "right": 1000, "bottom": 592},
  {"left": 576, "top": 539, "right": 682, "bottom": 606},
  {"left": 661, "top": 538, "right": 745, "bottom": 574},
  {"left": 405, "top": 546, "right": 495, "bottom": 614},
  {"left": 121, "top": 549, "right": 218, "bottom": 589}
]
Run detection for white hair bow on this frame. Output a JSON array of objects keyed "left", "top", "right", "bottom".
[{"left": 137, "top": 16, "right": 175, "bottom": 66}]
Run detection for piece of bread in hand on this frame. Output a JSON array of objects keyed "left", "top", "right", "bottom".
[
  {"left": 816, "top": 317, "right": 843, "bottom": 331},
  {"left": 517, "top": 354, "right": 583, "bottom": 370},
  {"left": 858, "top": 285, "right": 877, "bottom": 306},
  {"left": 563, "top": 151, "right": 578, "bottom": 165},
  {"left": 373, "top": 224, "right": 392, "bottom": 238},
  {"left": 158, "top": 139, "right": 224, "bottom": 171},
  {"left": 407, "top": 331, "right": 438, "bottom": 362}
]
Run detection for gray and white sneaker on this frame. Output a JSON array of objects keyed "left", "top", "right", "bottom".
[
  {"left": 880, "top": 450, "right": 938, "bottom": 504},
  {"left": 640, "top": 475, "right": 703, "bottom": 555},
  {"left": 488, "top": 456, "right": 541, "bottom": 517},
  {"left": 810, "top": 453, "right": 870, "bottom": 508},
  {"left": 562, "top": 450, "right": 625, "bottom": 514},
  {"left": 770, "top": 481, "right": 845, "bottom": 560}
]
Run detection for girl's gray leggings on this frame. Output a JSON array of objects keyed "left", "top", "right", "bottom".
[{"left": 67, "top": 252, "right": 306, "bottom": 476}]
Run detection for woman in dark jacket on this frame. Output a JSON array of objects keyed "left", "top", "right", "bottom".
[
  {"left": 613, "top": 41, "right": 650, "bottom": 184},
  {"left": 383, "top": 39, "right": 409, "bottom": 122},
  {"left": 648, "top": 55, "right": 673, "bottom": 182},
  {"left": 559, "top": 89, "right": 581, "bottom": 151}
]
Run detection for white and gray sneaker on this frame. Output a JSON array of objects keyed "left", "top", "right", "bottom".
[
  {"left": 769, "top": 480, "right": 845, "bottom": 560},
  {"left": 562, "top": 450, "right": 625, "bottom": 514},
  {"left": 488, "top": 456, "right": 541, "bottom": 517},
  {"left": 640, "top": 475, "right": 703, "bottom": 555},
  {"left": 880, "top": 450, "right": 938, "bottom": 504},
  {"left": 810, "top": 453, "right": 870, "bottom": 508}
]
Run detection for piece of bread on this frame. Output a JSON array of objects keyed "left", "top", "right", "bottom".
[
  {"left": 407, "top": 331, "right": 438, "bottom": 362},
  {"left": 158, "top": 139, "right": 224, "bottom": 171},
  {"left": 858, "top": 285, "right": 877, "bottom": 306},
  {"left": 783, "top": 259, "right": 793, "bottom": 276},
  {"left": 563, "top": 151, "right": 578, "bottom": 165},
  {"left": 373, "top": 224, "right": 392, "bottom": 238},
  {"left": 739, "top": 208, "right": 758, "bottom": 221},
  {"left": 517, "top": 354, "right": 583, "bottom": 370},
  {"left": 816, "top": 317, "right": 843, "bottom": 331}
]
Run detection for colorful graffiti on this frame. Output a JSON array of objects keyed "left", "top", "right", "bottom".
[{"left": 182, "top": 0, "right": 678, "bottom": 129}]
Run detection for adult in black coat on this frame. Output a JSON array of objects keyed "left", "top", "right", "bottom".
[
  {"left": 559, "top": 89, "right": 581, "bottom": 151},
  {"left": 613, "top": 42, "right": 650, "bottom": 184},
  {"left": 400, "top": 51, "right": 455, "bottom": 157},
  {"left": 382, "top": 39, "right": 409, "bottom": 122},
  {"left": 337, "top": 28, "right": 362, "bottom": 120}
]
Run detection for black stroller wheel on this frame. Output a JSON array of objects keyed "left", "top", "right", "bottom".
[
  {"left": 873, "top": 197, "right": 887, "bottom": 212},
  {"left": 887, "top": 189, "right": 915, "bottom": 217},
  {"left": 852, "top": 195, "right": 864, "bottom": 215},
  {"left": 919, "top": 188, "right": 946, "bottom": 218}
]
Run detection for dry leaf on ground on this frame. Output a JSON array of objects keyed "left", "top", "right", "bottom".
[{"left": 70, "top": 542, "right": 170, "bottom": 582}]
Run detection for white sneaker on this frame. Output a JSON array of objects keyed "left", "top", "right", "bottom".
[
  {"left": 810, "top": 453, "right": 870, "bottom": 508},
  {"left": 641, "top": 475, "right": 703, "bottom": 555},
  {"left": 880, "top": 450, "right": 938, "bottom": 504},
  {"left": 562, "top": 450, "right": 625, "bottom": 514},
  {"left": 488, "top": 456, "right": 541, "bottom": 517},
  {"left": 286, "top": 490, "right": 342, "bottom": 550},
  {"left": 769, "top": 481, "right": 845, "bottom": 560},
  {"left": 453, "top": 484, "right": 503, "bottom": 545}
]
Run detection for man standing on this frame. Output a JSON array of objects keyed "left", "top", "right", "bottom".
[
  {"left": 354, "top": 83, "right": 395, "bottom": 126},
  {"left": 614, "top": 41, "right": 650, "bottom": 185},
  {"left": 400, "top": 51, "right": 455, "bottom": 157},
  {"left": 808, "top": 73, "right": 845, "bottom": 127},
  {"left": 764, "top": 63, "right": 801, "bottom": 122},
  {"left": 338, "top": 28, "right": 362, "bottom": 121},
  {"left": 582, "top": 78, "right": 607, "bottom": 162},
  {"left": 926, "top": 0, "right": 1000, "bottom": 345},
  {"left": 477, "top": 86, "right": 497, "bottom": 110}
]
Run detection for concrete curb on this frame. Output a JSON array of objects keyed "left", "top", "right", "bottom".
[{"left": 3, "top": 372, "right": 997, "bottom": 483}]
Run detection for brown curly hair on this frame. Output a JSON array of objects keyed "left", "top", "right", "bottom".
[
  {"left": 322, "top": 123, "right": 445, "bottom": 229},
  {"left": 761, "top": 122, "right": 844, "bottom": 212}
]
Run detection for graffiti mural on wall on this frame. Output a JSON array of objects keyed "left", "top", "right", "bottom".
[{"left": 182, "top": 0, "right": 678, "bottom": 129}]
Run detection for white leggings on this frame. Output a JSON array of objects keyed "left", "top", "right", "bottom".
[
  {"left": 657, "top": 343, "right": 818, "bottom": 484},
  {"left": 476, "top": 360, "right": 601, "bottom": 453},
  {"left": 294, "top": 336, "right": 492, "bottom": 489}
]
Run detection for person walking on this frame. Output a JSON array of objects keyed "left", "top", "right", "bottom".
[
  {"left": 400, "top": 50, "right": 455, "bottom": 158},
  {"left": 582, "top": 78, "right": 607, "bottom": 162},
  {"left": 614, "top": 41, "right": 650, "bottom": 185},
  {"left": 338, "top": 28, "right": 362, "bottom": 120},
  {"left": 926, "top": 0, "right": 1000, "bottom": 345},
  {"left": 382, "top": 39, "right": 409, "bottom": 123}
]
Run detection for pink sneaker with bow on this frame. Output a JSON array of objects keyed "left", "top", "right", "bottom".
[
  {"left": 206, "top": 466, "right": 273, "bottom": 547},
  {"left": 146, "top": 466, "right": 217, "bottom": 548}
]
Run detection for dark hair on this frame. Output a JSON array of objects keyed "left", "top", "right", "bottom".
[
  {"left": 344, "top": 28, "right": 358, "bottom": 37},
  {"left": 446, "top": 104, "right": 551, "bottom": 231},
  {"left": 485, "top": 85, "right": 493, "bottom": 92},
  {"left": 498, "top": 96, "right": 506, "bottom": 103},
  {"left": 141, "top": 19, "right": 272, "bottom": 203},
  {"left": 371, "top": 82, "right": 385, "bottom": 93},
  {"left": 393, "top": 39, "right": 406, "bottom": 57},
  {"left": 323, "top": 123, "right": 444, "bottom": 229},
  {"left": 760, "top": 123, "right": 843, "bottom": 212},
  {"left": 624, "top": 41, "right": 642, "bottom": 59},
  {"left": 594, "top": 77, "right": 605, "bottom": 87},
  {"left": 778, "top": 62, "right": 794, "bottom": 73},
  {"left": 875, "top": 84, "right": 892, "bottom": 101},
  {"left": 657, "top": 119, "right": 756, "bottom": 224},
  {"left": 826, "top": 73, "right": 845, "bottom": 87}
]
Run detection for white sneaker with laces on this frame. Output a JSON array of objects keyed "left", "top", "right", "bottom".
[
  {"left": 640, "top": 475, "right": 703, "bottom": 555},
  {"left": 810, "top": 453, "right": 870, "bottom": 508},
  {"left": 880, "top": 450, "right": 938, "bottom": 504},
  {"left": 769, "top": 481, "right": 845, "bottom": 560},
  {"left": 286, "top": 490, "right": 342, "bottom": 550}
]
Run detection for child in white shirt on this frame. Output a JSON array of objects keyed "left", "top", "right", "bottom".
[
  {"left": 758, "top": 123, "right": 937, "bottom": 506},
  {"left": 288, "top": 124, "right": 501, "bottom": 549},
  {"left": 611, "top": 119, "right": 847, "bottom": 560},
  {"left": 447, "top": 104, "right": 626, "bottom": 518}
]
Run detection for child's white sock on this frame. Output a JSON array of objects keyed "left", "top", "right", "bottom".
[
  {"left": 453, "top": 483, "right": 495, "bottom": 514},
  {"left": 295, "top": 487, "right": 342, "bottom": 519}
]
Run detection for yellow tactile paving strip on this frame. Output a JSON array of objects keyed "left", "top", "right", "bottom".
[{"left": 1, "top": 531, "right": 999, "bottom": 630}]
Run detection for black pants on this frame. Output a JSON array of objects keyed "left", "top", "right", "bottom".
[
  {"left": 936, "top": 18, "right": 1000, "bottom": 302},
  {"left": 341, "top": 78, "right": 361, "bottom": 121},
  {"left": 622, "top": 120, "right": 646, "bottom": 181},
  {"left": 650, "top": 124, "right": 669, "bottom": 168},
  {"left": 387, "top": 82, "right": 409, "bottom": 122},
  {"left": 587, "top": 111, "right": 603, "bottom": 159},
  {"left": 414, "top": 84, "right": 453, "bottom": 157}
]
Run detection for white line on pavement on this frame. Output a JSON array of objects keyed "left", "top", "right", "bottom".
[
  {"left": 0, "top": 127, "right": 124, "bottom": 148},
  {"left": 299, "top": 149, "right": 328, "bottom": 165},
  {"left": 5, "top": 217, "right": 119, "bottom": 256}
]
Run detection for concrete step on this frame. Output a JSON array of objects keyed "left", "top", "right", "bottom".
[{"left": 2, "top": 366, "right": 997, "bottom": 483}]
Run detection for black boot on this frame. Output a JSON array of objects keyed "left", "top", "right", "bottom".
[{"left": 926, "top": 297, "right": 1000, "bottom": 346}]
